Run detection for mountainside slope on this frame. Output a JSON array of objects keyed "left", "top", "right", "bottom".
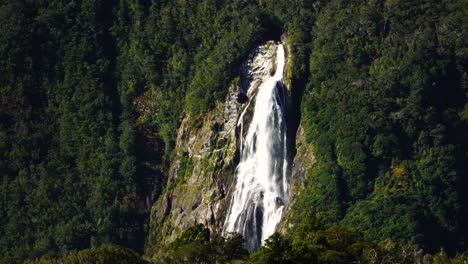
[
  {"left": 0, "top": 0, "right": 466, "bottom": 262},
  {"left": 294, "top": 0, "right": 467, "bottom": 252}
]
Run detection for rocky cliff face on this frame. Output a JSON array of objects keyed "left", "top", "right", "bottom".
[
  {"left": 147, "top": 40, "right": 310, "bottom": 252},
  {"left": 278, "top": 125, "right": 315, "bottom": 233}
]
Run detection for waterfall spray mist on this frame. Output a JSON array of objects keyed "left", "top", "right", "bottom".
[{"left": 224, "top": 44, "right": 289, "bottom": 252}]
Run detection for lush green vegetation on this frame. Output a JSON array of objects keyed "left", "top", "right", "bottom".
[
  {"left": 0, "top": 0, "right": 466, "bottom": 262},
  {"left": 151, "top": 224, "right": 248, "bottom": 264},
  {"left": 0, "top": 0, "right": 150, "bottom": 261},
  {"left": 3, "top": 224, "right": 465, "bottom": 264},
  {"left": 0, "top": 0, "right": 282, "bottom": 261},
  {"left": 0, "top": 0, "right": 304, "bottom": 261},
  {"left": 294, "top": 0, "right": 468, "bottom": 255},
  {"left": 1, "top": 244, "right": 147, "bottom": 264},
  {"left": 251, "top": 216, "right": 468, "bottom": 264}
]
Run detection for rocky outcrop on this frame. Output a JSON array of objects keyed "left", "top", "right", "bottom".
[
  {"left": 278, "top": 125, "right": 315, "bottom": 233},
  {"left": 148, "top": 82, "right": 241, "bottom": 248},
  {"left": 147, "top": 41, "right": 283, "bottom": 250}
]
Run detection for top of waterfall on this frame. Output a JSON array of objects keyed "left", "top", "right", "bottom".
[
  {"left": 274, "top": 44, "right": 285, "bottom": 80},
  {"left": 240, "top": 41, "right": 282, "bottom": 96}
]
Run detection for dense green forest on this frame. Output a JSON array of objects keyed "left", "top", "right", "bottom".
[
  {"left": 0, "top": 0, "right": 466, "bottom": 262},
  {"left": 7, "top": 223, "right": 467, "bottom": 264},
  {"left": 296, "top": 0, "right": 468, "bottom": 254}
]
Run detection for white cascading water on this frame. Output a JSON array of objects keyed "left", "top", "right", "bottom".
[{"left": 224, "top": 44, "right": 289, "bottom": 252}]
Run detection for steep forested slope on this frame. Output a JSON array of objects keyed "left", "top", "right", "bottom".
[
  {"left": 295, "top": 0, "right": 467, "bottom": 253},
  {"left": 0, "top": 1, "right": 148, "bottom": 260},
  {"left": 0, "top": 0, "right": 282, "bottom": 261},
  {"left": 0, "top": 0, "right": 466, "bottom": 262}
]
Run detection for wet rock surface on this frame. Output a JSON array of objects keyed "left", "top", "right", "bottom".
[
  {"left": 148, "top": 41, "right": 286, "bottom": 248},
  {"left": 277, "top": 125, "right": 315, "bottom": 233}
]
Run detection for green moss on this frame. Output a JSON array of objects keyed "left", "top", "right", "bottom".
[
  {"left": 164, "top": 182, "right": 176, "bottom": 192},
  {"left": 178, "top": 152, "right": 194, "bottom": 184}
]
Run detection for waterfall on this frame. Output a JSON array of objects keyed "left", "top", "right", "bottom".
[{"left": 224, "top": 44, "right": 289, "bottom": 252}]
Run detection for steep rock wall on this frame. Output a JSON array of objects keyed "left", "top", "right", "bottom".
[
  {"left": 147, "top": 41, "right": 285, "bottom": 251},
  {"left": 278, "top": 125, "right": 315, "bottom": 233}
]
